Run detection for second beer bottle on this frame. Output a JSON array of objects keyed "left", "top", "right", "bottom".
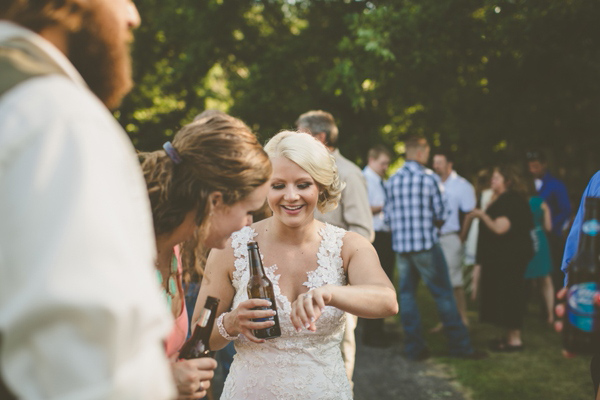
[
  {"left": 179, "top": 296, "right": 220, "bottom": 359},
  {"left": 247, "top": 241, "right": 281, "bottom": 339},
  {"left": 563, "top": 197, "right": 600, "bottom": 354}
]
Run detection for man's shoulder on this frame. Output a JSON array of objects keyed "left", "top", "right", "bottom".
[
  {"left": 544, "top": 172, "right": 568, "bottom": 190},
  {"left": 335, "top": 150, "right": 363, "bottom": 177},
  {"left": 585, "top": 171, "right": 600, "bottom": 196},
  {"left": 1, "top": 74, "right": 104, "bottom": 118},
  {"left": 451, "top": 173, "right": 475, "bottom": 189},
  {"left": 422, "top": 167, "right": 442, "bottom": 186},
  {"left": 362, "top": 166, "right": 377, "bottom": 181},
  {"left": 0, "top": 75, "right": 125, "bottom": 156}
]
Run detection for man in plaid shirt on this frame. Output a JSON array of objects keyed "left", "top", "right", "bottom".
[{"left": 385, "top": 136, "right": 481, "bottom": 360}]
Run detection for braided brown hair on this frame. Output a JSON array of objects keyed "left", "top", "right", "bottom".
[{"left": 139, "top": 113, "right": 272, "bottom": 275}]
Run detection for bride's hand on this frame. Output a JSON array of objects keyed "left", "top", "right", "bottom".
[
  {"left": 226, "top": 299, "right": 277, "bottom": 343},
  {"left": 290, "top": 286, "right": 333, "bottom": 332}
]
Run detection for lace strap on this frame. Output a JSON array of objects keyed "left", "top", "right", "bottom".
[
  {"left": 217, "top": 312, "right": 240, "bottom": 341},
  {"left": 230, "top": 226, "right": 257, "bottom": 287},
  {"left": 323, "top": 223, "right": 346, "bottom": 258}
]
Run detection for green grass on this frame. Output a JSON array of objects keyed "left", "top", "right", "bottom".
[{"left": 402, "top": 282, "right": 594, "bottom": 400}]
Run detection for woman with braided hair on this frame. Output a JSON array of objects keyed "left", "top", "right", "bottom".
[{"left": 139, "top": 113, "right": 271, "bottom": 399}]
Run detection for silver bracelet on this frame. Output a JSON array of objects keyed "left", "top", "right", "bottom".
[{"left": 217, "top": 312, "right": 240, "bottom": 341}]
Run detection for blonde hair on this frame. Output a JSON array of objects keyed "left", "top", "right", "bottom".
[{"left": 264, "top": 131, "right": 344, "bottom": 213}]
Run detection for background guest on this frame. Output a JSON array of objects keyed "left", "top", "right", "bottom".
[
  {"left": 527, "top": 150, "right": 571, "bottom": 294},
  {"left": 524, "top": 178, "right": 554, "bottom": 325},
  {"left": 556, "top": 170, "right": 600, "bottom": 397},
  {"left": 385, "top": 136, "right": 481, "bottom": 360},
  {"left": 362, "top": 144, "right": 395, "bottom": 347},
  {"left": 432, "top": 150, "right": 476, "bottom": 331},
  {"left": 467, "top": 165, "right": 534, "bottom": 352},
  {"left": 463, "top": 168, "right": 494, "bottom": 301}
]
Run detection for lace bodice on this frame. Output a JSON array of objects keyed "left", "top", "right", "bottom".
[{"left": 221, "top": 223, "right": 352, "bottom": 400}]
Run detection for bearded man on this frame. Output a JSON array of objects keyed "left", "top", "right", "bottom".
[{"left": 0, "top": 2, "right": 212, "bottom": 398}]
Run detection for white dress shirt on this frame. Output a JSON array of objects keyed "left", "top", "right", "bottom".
[
  {"left": 439, "top": 171, "right": 476, "bottom": 235},
  {"left": 362, "top": 165, "right": 389, "bottom": 232},
  {"left": 0, "top": 21, "right": 175, "bottom": 399}
]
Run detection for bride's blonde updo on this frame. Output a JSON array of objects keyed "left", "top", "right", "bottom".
[{"left": 264, "top": 131, "right": 344, "bottom": 213}]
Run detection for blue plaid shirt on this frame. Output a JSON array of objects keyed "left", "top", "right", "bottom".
[{"left": 384, "top": 160, "right": 449, "bottom": 253}]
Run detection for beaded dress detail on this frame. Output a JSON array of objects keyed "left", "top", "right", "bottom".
[{"left": 221, "top": 224, "right": 352, "bottom": 400}]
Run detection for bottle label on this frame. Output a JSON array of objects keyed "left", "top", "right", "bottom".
[
  {"left": 582, "top": 219, "right": 600, "bottom": 236},
  {"left": 198, "top": 309, "right": 212, "bottom": 328},
  {"left": 251, "top": 297, "right": 275, "bottom": 323},
  {"left": 567, "top": 282, "right": 599, "bottom": 332}
]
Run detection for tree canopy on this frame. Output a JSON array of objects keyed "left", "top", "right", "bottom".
[{"left": 120, "top": 0, "right": 600, "bottom": 194}]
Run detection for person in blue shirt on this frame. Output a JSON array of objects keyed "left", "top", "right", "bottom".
[
  {"left": 556, "top": 170, "right": 600, "bottom": 397},
  {"left": 527, "top": 150, "right": 572, "bottom": 296},
  {"left": 561, "top": 171, "right": 600, "bottom": 284}
]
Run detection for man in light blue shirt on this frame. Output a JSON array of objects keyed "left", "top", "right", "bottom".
[
  {"left": 433, "top": 151, "right": 476, "bottom": 330},
  {"left": 362, "top": 145, "right": 394, "bottom": 347}
]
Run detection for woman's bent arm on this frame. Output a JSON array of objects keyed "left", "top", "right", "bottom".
[{"left": 289, "top": 232, "right": 398, "bottom": 331}]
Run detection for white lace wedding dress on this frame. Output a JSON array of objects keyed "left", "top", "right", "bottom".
[{"left": 220, "top": 224, "right": 353, "bottom": 400}]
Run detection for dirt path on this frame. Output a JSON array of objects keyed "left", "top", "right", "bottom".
[{"left": 353, "top": 322, "right": 466, "bottom": 400}]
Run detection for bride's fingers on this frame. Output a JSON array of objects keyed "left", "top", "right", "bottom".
[
  {"left": 312, "top": 292, "right": 326, "bottom": 313},
  {"left": 296, "top": 296, "right": 310, "bottom": 329},
  {"left": 290, "top": 301, "right": 303, "bottom": 331},
  {"left": 304, "top": 293, "right": 317, "bottom": 322}
]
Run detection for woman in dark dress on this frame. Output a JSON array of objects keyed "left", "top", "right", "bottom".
[{"left": 467, "top": 165, "right": 534, "bottom": 352}]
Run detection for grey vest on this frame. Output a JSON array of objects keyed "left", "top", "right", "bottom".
[{"left": 0, "top": 37, "right": 65, "bottom": 97}]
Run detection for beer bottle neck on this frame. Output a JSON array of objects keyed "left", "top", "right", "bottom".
[
  {"left": 197, "top": 300, "right": 218, "bottom": 340},
  {"left": 248, "top": 248, "right": 266, "bottom": 277}
]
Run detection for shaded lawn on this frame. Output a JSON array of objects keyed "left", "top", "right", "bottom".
[{"left": 405, "top": 282, "right": 594, "bottom": 400}]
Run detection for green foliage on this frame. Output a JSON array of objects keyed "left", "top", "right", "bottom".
[
  {"left": 121, "top": 0, "right": 600, "bottom": 191},
  {"left": 119, "top": 0, "right": 253, "bottom": 150}
]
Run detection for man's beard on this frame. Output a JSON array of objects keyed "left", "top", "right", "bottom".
[{"left": 68, "top": 5, "right": 133, "bottom": 110}]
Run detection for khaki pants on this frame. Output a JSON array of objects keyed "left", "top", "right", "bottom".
[{"left": 341, "top": 313, "right": 358, "bottom": 387}]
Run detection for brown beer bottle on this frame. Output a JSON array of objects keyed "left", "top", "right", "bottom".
[
  {"left": 563, "top": 197, "right": 600, "bottom": 354},
  {"left": 247, "top": 241, "right": 281, "bottom": 339},
  {"left": 179, "top": 296, "right": 220, "bottom": 359}
]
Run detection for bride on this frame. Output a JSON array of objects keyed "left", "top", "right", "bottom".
[{"left": 193, "top": 131, "right": 398, "bottom": 399}]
